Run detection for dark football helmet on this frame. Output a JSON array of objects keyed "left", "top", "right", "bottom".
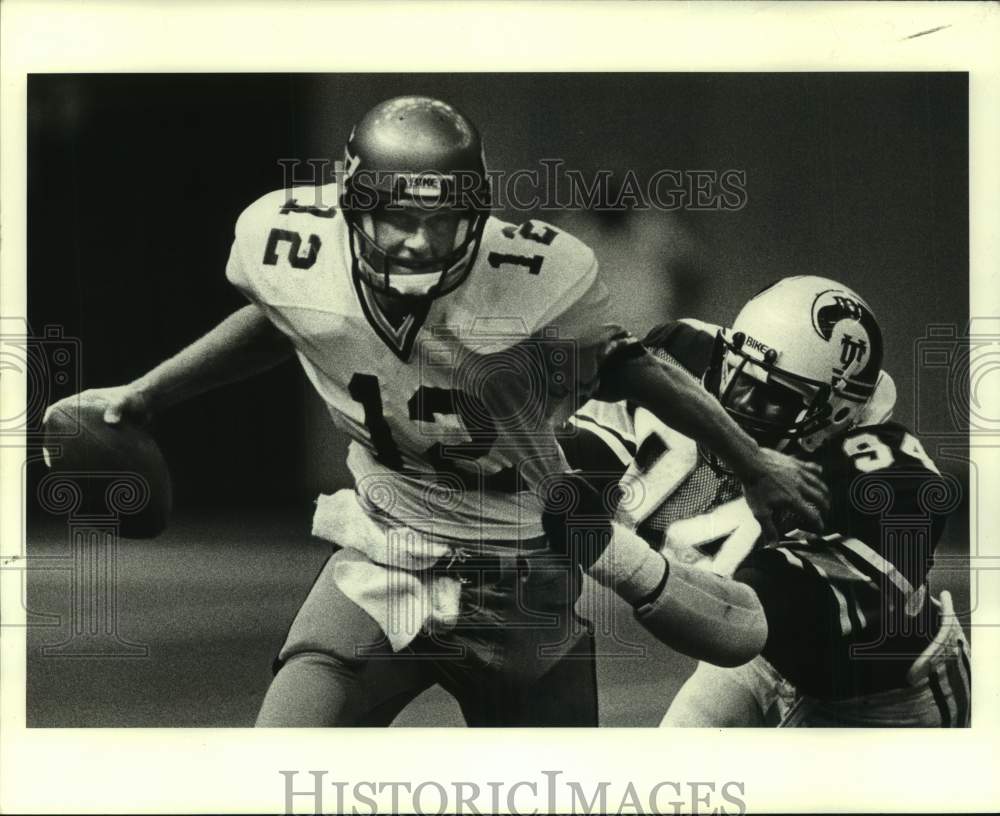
[{"left": 340, "top": 96, "right": 491, "bottom": 300}]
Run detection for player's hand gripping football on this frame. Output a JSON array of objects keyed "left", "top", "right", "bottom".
[
  {"left": 738, "top": 447, "right": 829, "bottom": 542},
  {"left": 45, "top": 384, "right": 154, "bottom": 428},
  {"left": 41, "top": 384, "right": 172, "bottom": 538}
]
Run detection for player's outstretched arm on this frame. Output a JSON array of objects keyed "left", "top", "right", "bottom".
[
  {"left": 609, "top": 524, "right": 768, "bottom": 668},
  {"left": 47, "top": 304, "right": 294, "bottom": 426},
  {"left": 542, "top": 472, "right": 767, "bottom": 667},
  {"left": 598, "top": 350, "right": 829, "bottom": 535}
]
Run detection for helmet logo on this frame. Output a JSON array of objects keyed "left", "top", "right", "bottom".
[
  {"left": 394, "top": 172, "right": 446, "bottom": 202},
  {"left": 809, "top": 287, "right": 883, "bottom": 398},
  {"left": 343, "top": 147, "right": 361, "bottom": 182},
  {"left": 813, "top": 293, "right": 865, "bottom": 341},
  {"left": 741, "top": 333, "right": 774, "bottom": 358},
  {"left": 839, "top": 334, "right": 868, "bottom": 368}
]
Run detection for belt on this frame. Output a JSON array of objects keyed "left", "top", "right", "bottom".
[{"left": 439, "top": 539, "right": 551, "bottom": 586}]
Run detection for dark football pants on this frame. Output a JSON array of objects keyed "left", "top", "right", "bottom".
[{"left": 256, "top": 548, "right": 599, "bottom": 727}]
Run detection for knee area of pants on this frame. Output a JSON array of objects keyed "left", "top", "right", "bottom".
[{"left": 279, "top": 649, "right": 362, "bottom": 675}]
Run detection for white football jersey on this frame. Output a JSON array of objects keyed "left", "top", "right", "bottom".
[
  {"left": 226, "top": 184, "right": 619, "bottom": 543},
  {"left": 572, "top": 399, "right": 753, "bottom": 571},
  {"left": 567, "top": 336, "right": 755, "bottom": 574}
]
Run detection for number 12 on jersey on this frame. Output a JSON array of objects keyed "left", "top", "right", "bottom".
[{"left": 347, "top": 372, "right": 515, "bottom": 489}]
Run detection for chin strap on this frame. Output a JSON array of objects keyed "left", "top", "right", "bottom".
[{"left": 385, "top": 268, "right": 446, "bottom": 297}]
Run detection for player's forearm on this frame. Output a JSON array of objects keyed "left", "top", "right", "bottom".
[
  {"left": 591, "top": 524, "right": 768, "bottom": 667},
  {"left": 602, "top": 353, "right": 763, "bottom": 482},
  {"left": 129, "top": 304, "right": 294, "bottom": 411}
]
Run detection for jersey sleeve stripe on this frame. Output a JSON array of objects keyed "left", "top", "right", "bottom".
[
  {"left": 822, "top": 539, "right": 897, "bottom": 588},
  {"left": 928, "top": 669, "right": 952, "bottom": 726},
  {"left": 946, "top": 656, "right": 970, "bottom": 727},
  {"left": 569, "top": 414, "right": 638, "bottom": 463},
  {"left": 779, "top": 543, "right": 882, "bottom": 636},
  {"left": 935, "top": 663, "right": 959, "bottom": 726},
  {"left": 846, "top": 584, "right": 868, "bottom": 630},
  {"left": 776, "top": 542, "right": 876, "bottom": 587},
  {"left": 905, "top": 584, "right": 928, "bottom": 618},
  {"left": 801, "top": 558, "right": 854, "bottom": 637},
  {"left": 959, "top": 640, "right": 972, "bottom": 687},
  {"left": 822, "top": 546, "right": 880, "bottom": 586},
  {"left": 837, "top": 536, "right": 917, "bottom": 598},
  {"left": 776, "top": 547, "right": 857, "bottom": 637},
  {"left": 774, "top": 547, "right": 805, "bottom": 569}
]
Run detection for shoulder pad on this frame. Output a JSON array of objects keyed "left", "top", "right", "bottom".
[
  {"left": 642, "top": 318, "right": 720, "bottom": 379},
  {"left": 490, "top": 218, "right": 598, "bottom": 312},
  {"left": 810, "top": 421, "right": 958, "bottom": 543},
  {"left": 827, "top": 422, "right": 940, "bottom": 474},
  {"left": 855, "top": 370, "right": 897, "bottom": 425},
  {"left": 234, "top": 184, "right": 340, "bottom": 239},
  {"left": 227, "top": 183, "right": 343, "bottom": 310},
  {"left": 786, "top": 422, "right": 960, "bottom": 598},
  {"left": 455, "top": 218, "right": 600, "bottom": 348}
]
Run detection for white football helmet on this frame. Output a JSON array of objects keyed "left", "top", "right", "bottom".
[{"left": 712, "top": 276, "right": 886, "bottom": 452}]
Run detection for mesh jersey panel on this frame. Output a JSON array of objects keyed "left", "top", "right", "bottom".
[{"left": 638, "top": 458, "right": 743, "bottom": 546}]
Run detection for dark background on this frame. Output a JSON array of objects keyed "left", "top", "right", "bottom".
[
  {"left": 27, "top": 73, "right": 969, "bottom": 510},
  {"left": 24, "top": 73, "right": 970, "bottom": 727}
]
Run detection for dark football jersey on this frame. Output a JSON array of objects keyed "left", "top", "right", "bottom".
[{"left": 560, "top": 319, "right": 954, "bottom": 698}]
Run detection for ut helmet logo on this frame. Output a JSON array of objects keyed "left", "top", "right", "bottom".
[
  {"left": 839, "top": 334, "right": 868, "bottom": 367},
  {"left": 813, "top": 293, "right": 866, "bottom": 341},
  {"left": 810, "top": 288, "right": 883, "bottom": 393}
]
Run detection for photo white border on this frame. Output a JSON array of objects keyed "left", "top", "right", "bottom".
[{"left": 2, "top": 1, "right": 999, "bottom": 813}]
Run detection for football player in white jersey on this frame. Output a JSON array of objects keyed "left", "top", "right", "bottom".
[
  {"left": 48, "top": 97, "right": 830, "bottom": 726},
  {"left": 561, "top": 276, "right": 970, "bottom": 727}
]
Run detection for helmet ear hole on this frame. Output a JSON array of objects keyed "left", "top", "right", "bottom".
[{"left": 833, "top": 407, "right": 851, "bottom": 422}]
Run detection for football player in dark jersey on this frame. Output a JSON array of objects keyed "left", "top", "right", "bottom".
[{"left": 561, "top": 276, "right": 970, "bottom": 727}]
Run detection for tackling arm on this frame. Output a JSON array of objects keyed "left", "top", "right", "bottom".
[
  {"left": 597, "top": 348, "right": 829, "bottom": 534},
  {"left": 543, "top": 472, "right": 768, "bottom": 668},
  {"left": 592, "top": 522, "right": 768, "bottom": 667}
]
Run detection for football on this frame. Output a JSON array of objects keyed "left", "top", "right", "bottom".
[{"left": 42, "top": 396, "right": 172, "bottom": 538}]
